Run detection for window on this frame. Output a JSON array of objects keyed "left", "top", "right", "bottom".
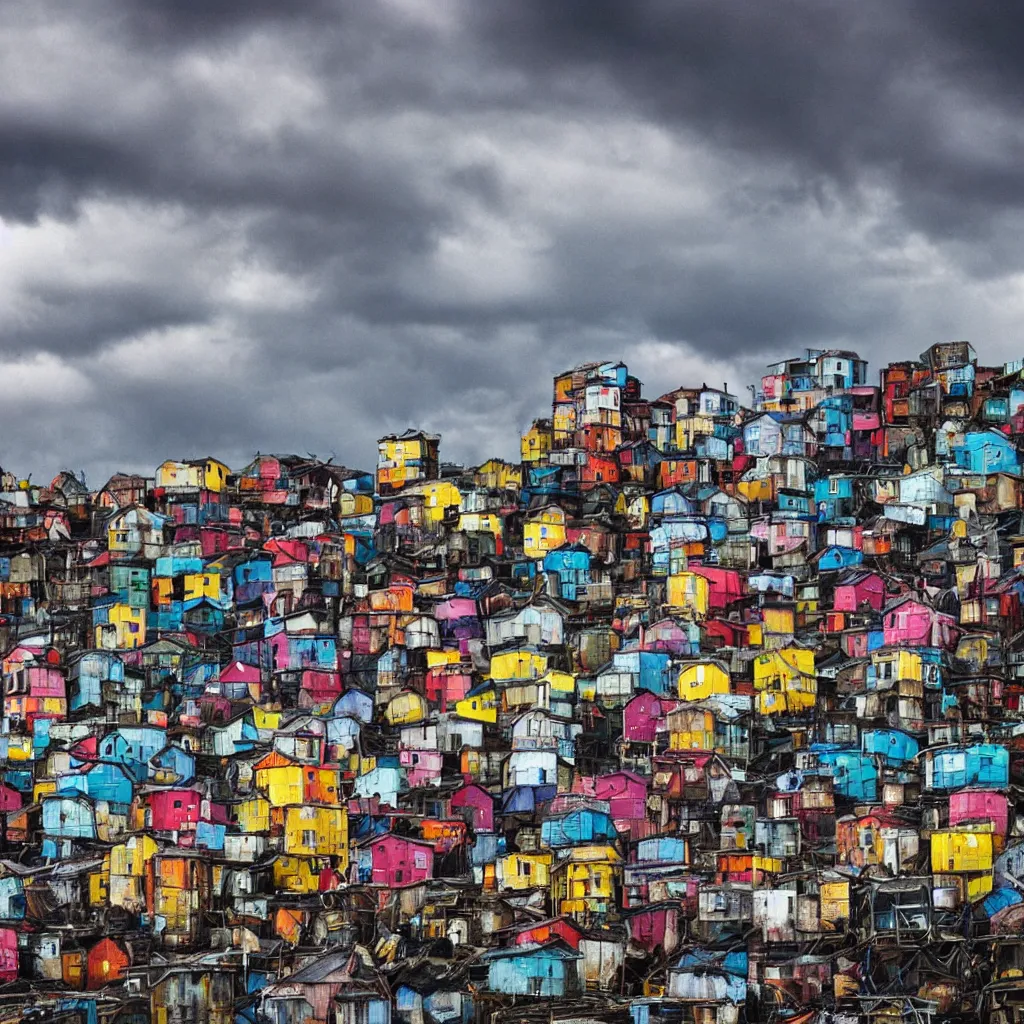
[{"left": 302, "top": 830, "right": 316, "bottom": 848}]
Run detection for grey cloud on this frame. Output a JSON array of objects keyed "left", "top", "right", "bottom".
[{"left": 3, "top": 1, "right": 1024, "bottom": 484}]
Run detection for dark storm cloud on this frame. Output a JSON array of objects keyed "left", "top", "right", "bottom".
[{"left": 2, "top": 0, "right": 1024, "bottom": 484}]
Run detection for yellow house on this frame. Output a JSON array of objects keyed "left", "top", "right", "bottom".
[
  {"left": 820, "top": 880, "right": 850, "bottom": 931},
  {"left": 521, "top": 420, "right": 553, "bottom": 463},
  {"left": 338, "top": 492, "right": 374, "bottom": 519},
  {"left": 155, "top": 458, "right": 230, "bottom": 493},
  {"left": 523, "top": 506, "right": 567, "bottom": 558},
  {"left": 457, "top": 512, "right": 503, "bottom": 538},
  {"left": 489, "top": 650, "right": 548, "bottom": 683},
  {"left": 552, "top": 845, "right": 622, "bottom": 917},
  {"left": 675, "top": 414, "right": 714, "bottom": 452},
  {"left": 273, "top": 855, "right": 323, "bottom": 894},
  {"left": 666, "top": 572, "right": 710, "bottom": 618},
  {"left": 252, "top": 706, "right": 281, "bottom": 734},
  {"left": 95, "top": 603, "right": 146, "bottom": 650},
  {"left": 737, "top": 476, "right": 774, "bottom": 503},
  {"left": 496, "top": 851, "right": 552, "bottom": 890},
  {"left": 376, "top": 431, "right": 440, "bottom": 494},
  {"left": 666, "top": 707, "right": 716, "bottom": 751},
  {"left": 931, "top": 827, "right": 994, "bottom": 874},
  {"left": 283, "top": 805, "right": 349, "bottom": 868},
  {"left": 546, "top": 670, "right": 577, "bottom": 703},
  {"left": 89, "top": 854, "right": 111, "bottom": 906},
  {"left": 408, "top": 480, "right": 462, "bottom": 523},
  {"left": 108, "top": 834, "right": 158, "bottom": 908},
  {"left": 753, "top": 647, "right": 816, "bottom": 715},
  {"left": 762, "top": 605, "right": 795, "bottom": 639},
  {"left": 678, "top": 661, "right": 731, "bottom": 701},
  {"left": 236, "top": 797, "right": 271, "bottom": 833},
  {"left": 747, "top": 620, "right": 764, "bottom": 647},
  {"left": 455, "top": 686, "right": 498, "bottom": 724},
  {"left": 871, "top": 649, "right": 926, "bottom": 686},
  {"left": 253, "top": 756, "right": 303, "bottom": 808},
  {"left": 475, "top": 459, "right": 523, "bottom": 491},
  {"left": 384, "top": 690, "right": 428, "bottom": 726},
  {"left": 184, "top": 570, "right": 221, "bottom": 603},
  {"left": 552, "top": 404, "right": 576, "bottom": 447}
]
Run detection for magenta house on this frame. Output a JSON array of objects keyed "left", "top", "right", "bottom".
[
  {"left": 359, "top": 833, "right": 434, "bottom": 887},
  {"left": 833, "top": 571, "right": 888, "bottom": 613},
  {"left": 450, "top": 783, "right": 494, "bottom": 832},
  {"left": 882, "top": 595, "right": 959, "bottom": 649}
]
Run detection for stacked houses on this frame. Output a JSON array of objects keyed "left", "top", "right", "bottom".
[{"left": 2, "top": 344, "right": 1024, "bottom": 1023}]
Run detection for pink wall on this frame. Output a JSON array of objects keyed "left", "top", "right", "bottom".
[
  {"left": 949, "top": 790, "right": 1008, "bottom": 836},
  {"left": 371, "top": 835, "right": 434, "bottom": 886},
  {"left": 623, "top": 692, "right": 666, "bottom": 744},
  {"left": 450, "top": 784, "right": 494, "bottom": 832}
]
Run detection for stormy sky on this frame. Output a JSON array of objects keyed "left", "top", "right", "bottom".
[{"left": 4, "top": 1, "right": 1024, "bottom": 485}]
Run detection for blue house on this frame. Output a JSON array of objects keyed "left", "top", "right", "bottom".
[
  {"left": 635, "top": 835, "right": 689, "bottom": 864},
  {"left": 810, "top": 745, "right": 878, "bottom": 801},
  {"left": 41, "top": 794, "right": 96, "bottom": 841},
  {"left": 69, "top": 652, "right": 125, "bottom": 713},
  {"left": 541, "top": 807, "right": 617, "bottom": 848},
  {"left": 109, "top": 565, "right": 150, "bottom": 608},
  {"left": 233, "top": 555, "right": 275, "bottom": 607},
  {"left": 813, "top": 545, "right": 863, "bottom": 571},
  {"left": 650, "top": 488, "right": 696, "bottom": 520},
  {"left": 953, "top": 430, "right": 1019, "bottom": 474},
  {"left": 150, "top": 744, "right": 196, "bottom": 786},
  {"left": 543, "top": 544, "right": 592, "bottom": 602},
  {"left": 483, "top": 941, "right": 582, "bottom": 997},
  {"left": 813, "top": 476, "right": 856, "bottom": 521},
  {"left": 817, "top": 395, "right": 853, "bottom": 449},
  {"left": 612, "top": 650, "right": 673, "bottom": 695},
  {"left": 861, "top": 730, "right": 919, "bottom": 767},
  {"left": 924, "top": 743, "right": 1009, "bottom": 791},
  {"left": 96, "top": 727, "right": 169, "bottom": 781},
  {"left": 60, "top": 762, "right": 134, "bottom": 806}
]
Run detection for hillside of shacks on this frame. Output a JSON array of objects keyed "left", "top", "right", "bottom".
[{"left": 4, "top": 342, "right": 1024, "bottom": 1024}]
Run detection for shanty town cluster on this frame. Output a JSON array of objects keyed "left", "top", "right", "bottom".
[{"left": 4, "top": 342, "right": 1024, "bottom": 1024}]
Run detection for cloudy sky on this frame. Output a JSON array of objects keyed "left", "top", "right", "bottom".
[{"left": 4, "top": 1, "right": 1024, "bottom": 484}]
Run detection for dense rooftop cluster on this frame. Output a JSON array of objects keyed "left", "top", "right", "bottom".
[{"left": 2, "top": 342, "right": 1024, "bottom": 1024}]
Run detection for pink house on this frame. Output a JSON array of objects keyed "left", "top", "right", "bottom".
[
  {"left": 145, "top": 788, "right": 227, "bottom": 834},
  {"left": 622, "top": 691, "right": 673, "bottom": 744},
  {"left": 425, "top": 665, "right": 473, "bottom": 710},
  {"left": 450, "top": 783, "right": 494, "bottom": 832},
  {"left": 949, "top": 790, "right": 1008, "bottom": 837},
  {"left": 220, "top": 660, "right": 262, "bottom": 687},
  {"left": 626, "top": 904, "right": 681, "bottom": 955},
  {"left": 833, "top": 571, "right": 887, "bottom": 613},
  {"left": 593, "top": 770, "right": 649, "bottom": 822},
  {"left": 882, "top": 596, "right": 958, "bottom": 649},
  {"left": 642, "top": 618, "right": 693, "bottom": 655},
  {"left": 399, "top": 748, "right": 443, "bottom": 789},
  {"left": 4, "top": 664, "right": 67, "bottom": 727},
  {"left": 361, "top": 833, "right": 434, "bottom": 887},
  {"left": 0, "top": 929, "right": 16, "bottom": 982},
  {"left": 841, "top": 628, "right": 873, "bottom": 658}
]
